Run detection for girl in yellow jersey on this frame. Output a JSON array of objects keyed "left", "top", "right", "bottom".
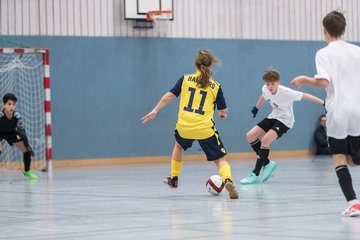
[{"left": 142, "top": 49, "right": 238, "bottom": 199}]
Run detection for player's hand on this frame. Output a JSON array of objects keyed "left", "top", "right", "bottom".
[
  {"left": 291, "top": 76, "right": 305, "bottom": 89},
  {"left": 27, "top": 146, "right": 35, "bottom": 157},
  {"left": 251, "top": 106, "right": 258, "bottom": 118},
  {"left": 141, "top": 110, "right": 157, "bottom": 124},
  {"left": 219, "top": 113, "right": 227, "bottom": 119},
  {"left": 218, "top": 109, "right": 228, "bottom": 120}
]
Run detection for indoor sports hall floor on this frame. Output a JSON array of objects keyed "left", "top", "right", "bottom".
[{"left": 1, "top": 156, "right": 360, "bottom": 240}]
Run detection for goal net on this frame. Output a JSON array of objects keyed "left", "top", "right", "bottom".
[{"left": 0, "top": 48, "right": 52, "bottom": 172}]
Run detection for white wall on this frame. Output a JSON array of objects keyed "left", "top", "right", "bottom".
[{"left": 0, "top": 0, "right": 359, "bottom": 41}]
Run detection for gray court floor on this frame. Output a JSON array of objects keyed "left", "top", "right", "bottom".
[{"left": 1, "top": 156, "right": 360, "bottom": 240}]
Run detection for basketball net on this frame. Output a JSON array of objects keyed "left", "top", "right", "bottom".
[{"left": 146, "top": 10, "right": 172, "bottom": 37}]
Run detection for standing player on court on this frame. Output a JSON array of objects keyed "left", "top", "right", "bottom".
[
  {"left": 292, "top": 11, "right": 360, "bottom": 217},
  {"left": 0, "top": 93, "right": 37, "bottom": 179},
  {"left": 142, "top": 49, "right": 239, "bottom": 199},
  {"left": 240, "top": 68, "right": 324, "bottom": 184}
]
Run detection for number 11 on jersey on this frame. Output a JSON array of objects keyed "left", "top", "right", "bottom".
[{"left": 183, "top": 87, "right": 207, "bottom": 115}]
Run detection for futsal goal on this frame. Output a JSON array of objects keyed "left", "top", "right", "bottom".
[{"left": 0, "top": 48, "right": 52, "bottom": 172}]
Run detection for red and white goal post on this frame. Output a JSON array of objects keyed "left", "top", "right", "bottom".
[{"left": 0, "top": 48, "right": 52, "bottom": 172}]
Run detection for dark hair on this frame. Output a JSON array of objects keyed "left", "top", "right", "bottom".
[
  {"left": 319, "top": 114, "right": 326, "bottom": 122},
  {"left": 195, "top": 49, "right": 220, "bottom": 88},
  {"left": 262, "top": 67, "right": 280, "bottom": 83},
  {"left": 3, "top": 93, "right": 17, "bottom": 104},
  {"left": 323, "top": 11, "right": 346, "bottom": 38}
]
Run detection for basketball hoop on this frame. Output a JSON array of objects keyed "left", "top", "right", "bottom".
[
  {"left": 146, "top": 10, "right": 173, "bottom": 21},
  {"left": 144, "top": 10, "right": 173, "bottom": 36}
]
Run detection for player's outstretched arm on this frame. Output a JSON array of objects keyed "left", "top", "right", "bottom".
[
  {"left": 251, "top": 95, "right": 266, "bottom": 118},
  {"left": 255, "top": 95, "right": 266, "bottom": 109},
  {"left": 301, "top": 93, "right": 325, "bottom": 105},
  {"left": 291, "top": 75, "right": 329, "bottom": 89},
  {"left": 141, "top": 92, "right": 176, "bottom": 124}
]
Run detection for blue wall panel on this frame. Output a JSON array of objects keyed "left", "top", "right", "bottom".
[{"left": 4, "top": 37, "right": 328, "bottom": 160}]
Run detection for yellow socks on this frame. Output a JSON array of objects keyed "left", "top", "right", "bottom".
[
  {"left": 171, "top": 159, "right": 183, "bottom": 178},
  {"left": 170, "top": 159, "right": 232, "bottom": 183},
  {"left": 219, "top": 164, "right": 232, "bottom": 182}
]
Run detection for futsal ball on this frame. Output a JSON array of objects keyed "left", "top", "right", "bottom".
[{"left": 206, "top": 175, "right": 225, "bottom": 195}]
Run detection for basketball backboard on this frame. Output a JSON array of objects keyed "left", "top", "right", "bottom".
[{"left": 124, "top": 0, "right": 174, "bottom": 20}]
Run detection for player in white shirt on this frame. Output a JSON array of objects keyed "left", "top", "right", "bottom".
[
  {"left": 291, "top": 11, "right": 360, "bottom": 217},
  {"left": 240, "top": 68, "right": 324, "bottom": 184}
]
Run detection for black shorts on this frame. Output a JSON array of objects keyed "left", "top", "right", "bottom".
[
  {"left": 257, "top": 118, "right": 289, "bottom": 139},
  {"left": 328, "top": 136, "right": 360, "bottom": 164},
  {"left": 0, "top": 133, "right": 22, "bottom": 146},
  {"left": 174, "top": 130, "right": 226, "bottom": 161}
]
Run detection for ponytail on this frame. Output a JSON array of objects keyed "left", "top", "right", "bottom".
[
  {"left": 195, "top": 49, "right": 220, "bottom": 88},
  {"left": 197, "top": 64, "right": 212, "bottom": 88}
]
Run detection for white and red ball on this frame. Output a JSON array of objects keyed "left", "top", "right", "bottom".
[{"left": 206, "top": 175, "right": 225, "bottom": 195}]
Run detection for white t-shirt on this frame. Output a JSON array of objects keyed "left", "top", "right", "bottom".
[
  {"left": 315, "top": 40, "right": 360, "bottom": 139},
  {"left": 262, "top": 85, "right": 303, "bottom": 128}
]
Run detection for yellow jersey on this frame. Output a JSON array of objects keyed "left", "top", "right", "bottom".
[{"left": 170, "top": 71, "right": 226, "bottom": 139}]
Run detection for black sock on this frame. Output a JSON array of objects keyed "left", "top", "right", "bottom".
[
  {"left": 335, "top": 165, "right": 356, "bottom": 202},
  {"left": 252, "top": 155, "right": 263, "bottom": 176},
  {"left": 23, "top": 152, "right": 31, "bottom": 171},
  {"left": 259, "top": 147, "right": 270, "bottom": 166},
  {"left": 250, "top": 139, "right": 261, "bottom": 154},
  {"left": 252, "top": 147, "right": 269, "bottom": 175},
  {"left": 250, "top": 140, "right": 262, "bottom": 176}
]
